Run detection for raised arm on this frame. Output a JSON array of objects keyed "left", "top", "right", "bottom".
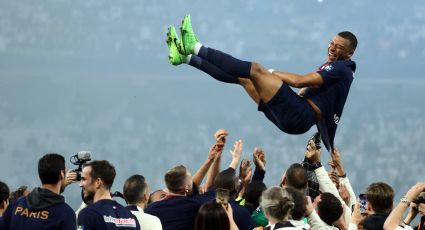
[
  {"left": 205, "top": 129, "right": 228, "bottom": 189},
  {"left": 192, "top": 143, "right": 223, "bottom": 186},
  {"left": 271, "top": 71, "right": 324, "bottom": 88},
  {"left": 252, "top": 147, "right": 266, "bottom": 182},
  {"left": 384, "top": 182, "right": 425, "bottom": 230},
  {"left": 237, "top": 159, "right": 252, "bottom": 199},
  {"left": 331, "top": 148, "right": 357, "bottom": 208},
  {"left": 305, "top": 141, "right": 352, "bottom": 225},
  {"left": 229, "top": 140, "right": 243, "bottom": 170}
]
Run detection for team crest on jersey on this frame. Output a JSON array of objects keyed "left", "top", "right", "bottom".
[{"left": 324, "top": 64, "right": 334, "bottom": 72}]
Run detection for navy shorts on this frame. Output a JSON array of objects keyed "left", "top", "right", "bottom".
[{"left": 258, "top": 84, "right": 316, "bottom": 134}]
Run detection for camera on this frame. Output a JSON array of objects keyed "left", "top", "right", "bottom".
[
  {"left": 413, "top": 193, "right": 425, "bottom": 204},
  {"left": 307, "top": 132, "right": 321, "bottom": 150},
  {"left": 70, "top": 151, "right": 92, "bottom": 181}
]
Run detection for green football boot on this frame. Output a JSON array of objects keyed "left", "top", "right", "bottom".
[
  {"left": 166, "top": 25, "right": 185, "bottom": 65},
  {"left": 180, "top": 14, "right": 199, "bottom": 55}
]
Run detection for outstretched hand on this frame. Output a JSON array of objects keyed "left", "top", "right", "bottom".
[
  {"left": 405, "top": 182, "right": 425, "bottom": 202},
  {"left": 330, "top": 148, "right": 345, "bottom": 177},
  {"left": 231, "top": 140, "right": 243, "bottom": 160},
  {"left": 229, "top": 140, "right": 243, "bottom": 170},
  {"left": 253, "top": 147, "right": 266, "bottom": 171},
  {"left": 305, "top": 140, "right": 321, "bottom": 163},
  {"left": 214, "top": 129, "right": 229, "bottom": 145},
  {"left": 239, "top": 159, "right": 252, "bottom": 182},
  {"left": 208, "top": 143, "right": 224, "bottom": 161}
]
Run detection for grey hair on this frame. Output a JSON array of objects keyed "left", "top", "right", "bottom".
[{"left": 260, "top": 186, "right": 295, "bottom": 221}]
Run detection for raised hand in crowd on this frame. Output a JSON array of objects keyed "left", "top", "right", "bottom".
[
  {"left": 239, "top": 159, "right": 252, "bottom": 183},
  {"left": 238, "top": 159, "right": 253, "bottom": 198},
  {"left": 384, "top": 182, "right": 425, "bottom": 230},
  {"left": 229, "top": 140, "right": 243, "bottom": 170},
  {"left": 253, "top": 148, "right": 266, "bottom": 172},
  {"left": 330, "top": 148, "right": 346, "bottom": 178},
  {"left": 214, "top": 128, "right": 229, "bottom": 145},
  {"left": 206, "top": 129, "right": 228, "bottom": 190},
  {"left": 193, "top": 142, "right": 224, "bottom": 189},
  {"left": 305, "top": 139, "right": 321, "bottom": 164}
]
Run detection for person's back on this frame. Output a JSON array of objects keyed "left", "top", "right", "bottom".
[
  {"left": 144, "top": 165, "right": 201, "bottom": 230},
  {"left": 123, "top": 174, "right": 162, "bottom": 230},
  {"left": 78, "top": 199, "right": 138, "bottom": 229},
  {"left": 1, "top": 153, "right": 76, "bottom": 230},
  {"left": 4, "top": 188, "right": 75, "bottom": 229},
  {"left": 145, "top": 195, "right": 202, "bottom": 230}
]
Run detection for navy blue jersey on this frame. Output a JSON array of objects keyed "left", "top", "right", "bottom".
[
  {"left": 78, "top": 199, "right": 140, "bottom": 230},
  {"left": 304, "top": 60, "right": 356, "bottom": 150},
  {"left": 145, "top": 195, "right": 202, "bottom": 230},
  {"left": 1, "top": 189, "right": 76, "bottom": 230}
]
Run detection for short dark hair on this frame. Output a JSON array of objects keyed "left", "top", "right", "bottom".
[
  {"left": 214, "top": 169, "right": 238, "bottom": 198},
  {"left": 285, "top": 163, "right": 308, "bottom": 190},
  {"left": 338, "top": 31, "right": 358, "bottom": 51},
  {"left": 194, "top": 201, "right": 230, "bottom": 230},
  {"left": 284, "top": 186, "right": 306, "bottom": 221},
  {"left": 366, "top": 182, "right": 394, "bottom": 213},
  {"left": 245, "top": 181, "right": 267, "bottom": 207},
  {"left": 123, "top": 174, "right": 147, "bottom": 205},
  {"left": 317, "top": 192, "right": 343, "bottom": 225},
  {"left": 0, "top": 181, "right": 9, "bottom": 208},
  {"left": 165, "top": 165, "right": 188, "bottom": 194},
  {"left": 38, "top": 153, "right": 65, "bottom": 185},
  {"left": 84, "top": 160, "right": 116, "bottom": 190}
]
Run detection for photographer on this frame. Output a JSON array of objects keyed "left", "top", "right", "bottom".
[{"left": 384, "top": 182, "right": 425, "bottom": 230}]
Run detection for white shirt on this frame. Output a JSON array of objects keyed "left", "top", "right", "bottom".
[{"left": 129, "top": 206, "right": 163, "bottom": 230}]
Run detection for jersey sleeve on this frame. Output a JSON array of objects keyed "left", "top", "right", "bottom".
[{"left": 318, "top": 62, "right": 345, "bottom": 84}]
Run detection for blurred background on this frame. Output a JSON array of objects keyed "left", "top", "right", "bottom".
[{"left": 0, "top": 0, "right": 424, "bottom": 218}]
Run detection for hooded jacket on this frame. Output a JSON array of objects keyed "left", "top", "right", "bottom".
[{"left": 0, "top": 187, "right": 76, "bottom": 230}]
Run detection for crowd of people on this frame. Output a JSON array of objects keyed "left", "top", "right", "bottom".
[{"left": 0, "top": 129, "right": 424, "bottom": 230}]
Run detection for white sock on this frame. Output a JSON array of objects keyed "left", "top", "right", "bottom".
[
  {"left": 184, "top": 54, "right": 192, "bottom": 64},
  {"left": 193, "top": 42, "right": 202, "bottom": 55}
]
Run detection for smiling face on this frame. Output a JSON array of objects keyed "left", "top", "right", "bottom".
[
  {"left": 80, "top": 166, "right": 95, "bottom": 203},
  {"left": 327, "top": 35, "right": 353, "bottom": 62}
]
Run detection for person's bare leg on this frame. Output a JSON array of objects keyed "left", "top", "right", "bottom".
[
  {"left": 249, "top": 62, "right": 283, "bottom": 103},
  {"left": 238, "top": 78, "right": 260, "bottom": 104}
]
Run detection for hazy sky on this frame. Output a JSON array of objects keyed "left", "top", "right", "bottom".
[{"left": 0, "top": 0, "right": 424, "bottom": 78}]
